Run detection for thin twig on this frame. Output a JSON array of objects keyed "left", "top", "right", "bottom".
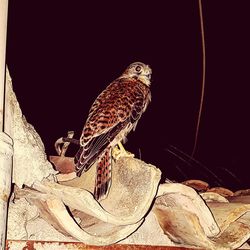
[
  {"left": 191, "top": 0, "right": 206, "bottom": 157},
  {"left": 166, "top": 145, "right": 223, "bottom": 186},
  {"left": 138, "top": 148, "right": 142, "bottom": 160},
  {"left": 219, "top": 167, "right": 242, "bottom": 184}
]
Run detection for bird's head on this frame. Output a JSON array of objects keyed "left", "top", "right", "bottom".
[{"left": 122, "top": 62, "right": 152, "bottom": 86}]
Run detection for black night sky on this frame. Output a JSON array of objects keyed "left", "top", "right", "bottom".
[{"left": 6, "top": 1, "right": 250, "bottom": 191}]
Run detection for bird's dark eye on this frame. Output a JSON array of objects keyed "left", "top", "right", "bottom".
[{"left": 135, "top": 65, "right": 142, "bottom": 72}]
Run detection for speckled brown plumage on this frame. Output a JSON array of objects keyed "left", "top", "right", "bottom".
[{"left": 74, "top": 62, "right": 152, "bottom": 200}]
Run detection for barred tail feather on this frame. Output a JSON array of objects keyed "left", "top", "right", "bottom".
[{"left": 94, "top": 147, "right": 112, "bottom": 201}]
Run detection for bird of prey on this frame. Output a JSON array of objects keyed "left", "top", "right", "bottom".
[{"left": 74, "top": 62, "right": 152, "bottom": 200}]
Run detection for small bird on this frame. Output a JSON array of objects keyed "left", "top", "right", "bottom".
[{"left": 74, "top": 62, "right": 152, "bottom": 200}]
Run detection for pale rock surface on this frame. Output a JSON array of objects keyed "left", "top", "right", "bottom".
[
  {"left": 26, "top": 217, "right": 73, "bottom": 242},
  {"left": 121, "top": 211, "right": 174, "bottom": 246},
  {"left": 5, "top": 69, "right": 56, "bottom": 188},
  {"left": 239, "top": 243, "right": 250, "bottom": 249},
  {"left": 8, "top": 194, "right": 78, "bottom": 244},
  {"left": 7, "top": 190, "right": 72, "bottom": 242},
  {"left": 7, "top": 196, "right": 174, "bottom": 245},
  {"left": 7, "top": 197, "right": 73, "bottom": 242},
  {"left": 7, "top": 199, "right": 29, "bottom": 240}
]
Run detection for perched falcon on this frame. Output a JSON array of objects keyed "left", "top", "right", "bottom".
[{"left": 74, "top": 62, "right": 152, "bottom": 200}]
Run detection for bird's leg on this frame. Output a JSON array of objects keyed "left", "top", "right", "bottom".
[{"left": 112, "top": 141, "right": 134, "bottom": 160}]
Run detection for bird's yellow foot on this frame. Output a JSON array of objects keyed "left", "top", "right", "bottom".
[{"left": 112, "top": 142, "right": 134, "bottom": 160}]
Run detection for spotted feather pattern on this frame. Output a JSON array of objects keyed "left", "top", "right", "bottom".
[
  {"left": 74, "top": 62, "right": 151, "bottom": 200},
  {"left": 94, "top": 147, "right": 112, "bottom": 200}
]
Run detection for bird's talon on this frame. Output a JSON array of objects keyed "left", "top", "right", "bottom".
[{"left": 112, "top": 142, "right": 134, "bottom": 160}]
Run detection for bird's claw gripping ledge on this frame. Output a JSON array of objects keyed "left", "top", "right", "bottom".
[{"left": 112, "top": 142, "right": 135, "bottom": 160}]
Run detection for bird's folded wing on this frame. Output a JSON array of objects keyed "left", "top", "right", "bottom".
[{"left": 75, "top": 120, "right": 129, "bottom": 175}]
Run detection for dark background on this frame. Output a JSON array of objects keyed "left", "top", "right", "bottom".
[{"left": 6, "top": 1, "right": 250, "bottom": 191}]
